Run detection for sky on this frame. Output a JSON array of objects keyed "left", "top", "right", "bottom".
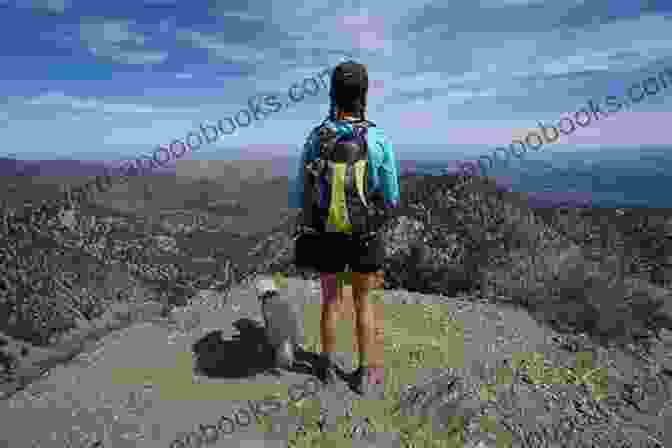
[{"left": 1, "top": 0, "right": 671, "bottom": 165}]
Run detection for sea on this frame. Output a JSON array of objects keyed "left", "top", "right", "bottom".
[
  {"left": 2, "top": 145, "right": 670, "bottom": 210},
  {"left": 392, "top": 144, "right": 672, "bottom": 210}
]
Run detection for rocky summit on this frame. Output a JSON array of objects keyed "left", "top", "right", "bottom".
[{"left": 1, "top": 171, "right": 672, "bottom": 446}]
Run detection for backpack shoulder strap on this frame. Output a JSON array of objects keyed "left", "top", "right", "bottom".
[
  {"left": 315, "top": 119, "right": 374, "bottom": 160},
  {"left": 316, "top": 123, "right": 339, "bottom": 159},
  {"left": 354, "top": 118, "right": 376, "bottom": 128},
  {"left": 348, "top": 118, "right": 375, "bottom": 128}
]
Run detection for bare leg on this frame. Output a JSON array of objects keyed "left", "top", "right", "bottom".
[
  {"left": 352, "top": 272, "right": 382, "bottom": 368},
  {"left": 319, "top": 273, "right": 339, "bottom": 354}
]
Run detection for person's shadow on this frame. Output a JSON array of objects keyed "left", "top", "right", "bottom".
[{"left": 191, "top": 317, "right": 321, "bottom": 379}]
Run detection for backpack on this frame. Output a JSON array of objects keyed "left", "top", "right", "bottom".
[{"left": 300, "top": 118, "right": 389, "bottom": 239}]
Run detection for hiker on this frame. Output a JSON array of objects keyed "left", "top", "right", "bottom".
[{"left": 289, "top": 60, "right": 400, "bottom": 395}]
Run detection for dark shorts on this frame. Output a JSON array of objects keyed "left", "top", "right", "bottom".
[{"left": 293, "top": 232, "right": 385, "bottom": 273}]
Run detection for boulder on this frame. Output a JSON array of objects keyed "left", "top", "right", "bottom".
[
  {"left": 652, "top": 342, "right": 672, "bottom": 371},
  {"left": 255, "top": 276, "right": 305, "bottom": 368},
  {"left": 170, "top": 307, "right": 201, "bottom": 333},
  {"left": 650, "top": 328, "right": 672, "bottom": 372},
  {"left": 74, "top": 317, "right": 93, "bottom": 331},
  {"left": 108, "top": 302, "right": 133, "bottom": 322},
  {"left": 57, "top": 331, "right": 77, "bottom": 348},
  {"left": 105, "top": 318, "right": 124, "bottom": 331},
  {"left": 91, "top": 318, "right": 109, "bottom": 338},
  {"left": 65, "top": 328, "right": 87, "bottom": 345},
  {"left": 550, "top": 244, "right": 583, "bottom": 278},
  {"left": 133, "top": 301, "right": 164, "bottom": 322}
]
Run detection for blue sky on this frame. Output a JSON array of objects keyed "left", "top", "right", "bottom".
[{"left": 1, "top": 0, "right": 671, "bottom": 165}]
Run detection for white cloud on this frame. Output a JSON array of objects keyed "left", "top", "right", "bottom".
[
  {"left": 392, "top": 71, "right": 482, "bottom": 93},
  {"left": 478, "top": 0, "right": 584, "bottom": 7},
  {"left": 89, "top": 46, "right": 167, "bottom": 65},
  {"left": 78, "top": 19, "right": 168, "bottom": 65},
  {"left": 26, "top": 91, "right": 200, "bottom": 114},
  {"left": 15, "top": 0, "right": 71, "bottom": 13},
  {"left": 218, "top": 11, "right": 265, "bottom": 22},
  {"left": 80, "top": 20, "right": 146, "bottom": 46},
  {"left": 175, "top": 30, "right": 270, "bottom": 65},
  {"left": 4, "top": 0, "right": 670, "bottom": 156}
]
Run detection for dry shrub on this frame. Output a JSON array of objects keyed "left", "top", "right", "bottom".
[{"left": 488, "top": 239, "right": 672, "bottom": 346}]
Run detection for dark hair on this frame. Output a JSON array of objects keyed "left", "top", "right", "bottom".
[{"left": 329, "top": 61, "right": 368, "bottom": 121}]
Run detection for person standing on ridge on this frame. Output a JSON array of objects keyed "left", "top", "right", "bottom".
[{"left": 289, "top": 60, "right": 400, "bottom": 396}]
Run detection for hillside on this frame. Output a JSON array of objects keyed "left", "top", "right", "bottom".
[
  {"left": 1, "top": 273, "right": 669, "bottom": 447},
  {"left": 1, "top": 165, "right": 672, "bottom": 445},
  {"left": 3, "top": 167, "right": 672, "bottom": 354}
]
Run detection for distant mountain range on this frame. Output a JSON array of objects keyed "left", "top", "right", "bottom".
[{"left": 1, "top": 145, "right": 670, "bottom": 209}]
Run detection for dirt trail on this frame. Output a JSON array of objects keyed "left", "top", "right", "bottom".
[{"left": 1, "top": 277, "right": 669, "bottom": 447}]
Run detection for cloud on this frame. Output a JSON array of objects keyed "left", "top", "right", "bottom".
[
  {"left": 78, "top": 19, "right": 168, "bottom": 65},
  {"left": 79, "top": 20, "right": 146, "bottom": 46},
  {"left": 478, "top": 0, "right": 577, "bottom": 7},
  {"left": 3, "top": 0, "right": 670, "bottom": 158},
  {"left": 90, "top": 47, "right": 167, "bottom": 65},
  {"left": 175, "top": 30, "right": 270, "bottom": 65},
  {"left": 336, "top": 14, "right": 388, "bottom": 50},
  {"left": 26, "top": 91, "right": 200, "bottom": 115},
  {"left": 217, "top": 11, "right": 265, "bottom": 22},
  {"left": 557, "top": 111, "right": 672, "bottom": 146},
  {"left": 397, "top": 111, "right": 435, "bottom": 129},
  {"left": 14, "top": 0, "right": 71, "bottom": 13}
]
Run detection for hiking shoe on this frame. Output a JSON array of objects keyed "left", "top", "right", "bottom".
[
  {"left": 315, "top": 353, "right": 343, "bottom": 385},
  {"left": 351, "top": 366, "right": 385, "bottom": 396}
]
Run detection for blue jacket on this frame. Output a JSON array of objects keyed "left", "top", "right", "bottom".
[{"left": 288, "top": 117, "right": 400, "bottom": 210}]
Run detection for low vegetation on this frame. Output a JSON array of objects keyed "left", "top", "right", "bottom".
[
  {"left": 1, "top": 170, "right": 671, "bottom": 445},
  {"left": 259, "top": 274, "right": 630, "bottom": 447}
]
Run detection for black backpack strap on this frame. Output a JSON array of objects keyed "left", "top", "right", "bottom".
[
  {"left": 315, "top": 117, "right": 374, "bottom": 160},
  {"left": 348, "top": 118, "right": 375, "bottom": 129},
  {"left": 330, "top": 117, "right": 376, "bottom": 127}
]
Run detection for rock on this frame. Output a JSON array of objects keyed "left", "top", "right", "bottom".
[
  {"left": 274, "top": 339, "right": 295, "bottom": 370},
  {"left": 99, "top": 309, "right": 116, "bottom": 323},
  {"left": 651, "top": 340, "right": 672, "bottom": 371},
  {"left": 94, "top": 317, "right": 108, "bottom": 330},
  {"left": 66, "top": 328, "right": 87, "bottom": 344},
  {"left": 133, "top": 301, "right": 163, "bottom": 322},
  {"left": 466, "top": 441, "right": 491, "bottom": 448},
  {"left": 74, "top": 317, "right": 93, "bottom": 331},
  {"left": 91, "top": 318, "right": 109, "bottom": 338},
  {"left": 170, "top": 307, "right": 201, "bottom": 332},
  {"left": 660, "top": 328, "right": 672, "bottom": 344},
  {"left": 395, "top": 372, "right": 463, "bottom": 419},
  {"left": 14, "top": 364, "right": 44, "bottom": 385},
  {"left": 550, "top": 244, "right": 583, "bottom": 278},
  {"left": 57, "top": 332, "right": 80, "bottom": 352},
  {"left": 105, "top": 318, "right": 124, "bottom": 331},
  {"left": 256, "top": 276, "right": 304, "bottom": 367},
  {"left": 652, "top": 295, "right": 672, "bottom": 331}
]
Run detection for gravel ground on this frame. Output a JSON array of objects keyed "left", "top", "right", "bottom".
[{"left": 1, "top": 276, "right": 671, "bottom": 447}]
